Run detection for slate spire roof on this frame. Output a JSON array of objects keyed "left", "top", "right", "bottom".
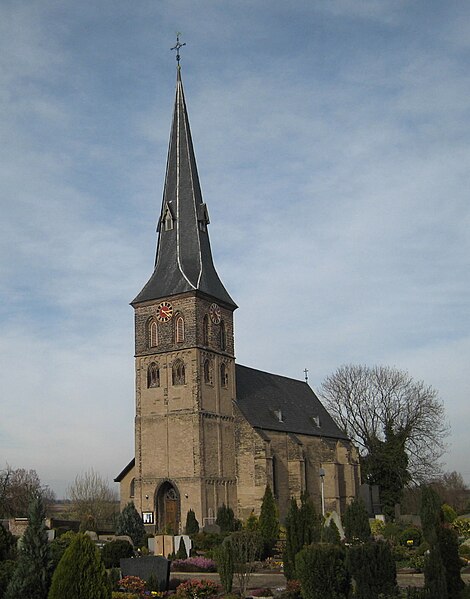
[{"left": 132, "top": 66, "right": 237, "bottom": 308}]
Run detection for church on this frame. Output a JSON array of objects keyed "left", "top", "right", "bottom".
[{"left": 115, "top": 62, "right": 359, "bottom": 533}]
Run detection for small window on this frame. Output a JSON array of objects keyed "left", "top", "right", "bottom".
[
  {"left": 172, "top": 359, "right": 185, "bottom": 385},
  {"left": 220, "top": 362, "right": 228, "bottom": 388},
  {"left": 274, "top": 409, "right": 283, "bottom": 422},
  {"left": 149, "top": 320, "right": 158, "bottom": 348},
  {"left": 176, "top": 315, "right": 185, "bottom": 343},
  {"left": 219, "top": 321, "right": 226, "bottom": 351},
  {"left": 204, "top": 359, "right": 213, "bottom": 385},
  {"left": 311, "top": 415, "right": 321, "bottom": 427},
  {"left": 147, "top": 362, "right": 160, "bottom": 388},
  {"left": 203, "top": 314, "right": 209, "bottom": 346},
  {"left": 130, "top": 478, "right": 135, "bottom": 498}
]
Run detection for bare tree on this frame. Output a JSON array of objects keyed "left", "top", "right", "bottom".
[
  {"left": 67, "top": 468, "right": 118, "bottom": 530},
  {"left": 0, "top": 465, "right": 55, "bottom": 518},
  {"left": 320, "top": 364, "right": 449, "bottom": 483}
]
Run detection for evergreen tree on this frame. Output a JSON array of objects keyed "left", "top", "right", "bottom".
[
  {"left": 296, "top": 543, "right": 350, "bottom": 599},
  {"left": 322, "top": 519, "right": 341, "bottom": 545},
  {"left": 283, "top": 497, "right": 301, "bottom": 580},
  {"left": 216, "top": 504, "right": 238, "bottom": 533},
  {"left": 283, "top": 494, "right": 321, "bottom": 580},
  {"left": 346, "top": 540, "right": 397, "bottom": 599},
  {"left": 424, "top": 544, "right": 448, "bottom": 599},
  {"left": 258, "top": 485, "right": 279, "bottom": 557},
  {"left": 185, "top": 509, "right": 199, "bottom": 535},
  {"left": 48, "top": 533, "right": 111, "bottom": 599},
  {"left": 420, "top": 486, "right": 442, "bottom": 544},
  {"left": 343, "top": 498, "right": 371, "bottom": 544},
  {"left": 115, "top": 501, "right": 146, "bottom": 547},
  {"left": 5, "top": 495, "right": 50, "bottom": 599},
  {"left": 214, "top": 537, "right": 234, "bottom": 594},
  {"left": 437, "top": 525, "right": 464, "bottom": 598},
  {"left": 245, "top": 510, "right": 258, "bottom": 531},
  {"left": 176, "top": 536, "right": 188, "bottom": 559},
  {"left": 0, "top": 525, "right": 15, "bottom": 561}
]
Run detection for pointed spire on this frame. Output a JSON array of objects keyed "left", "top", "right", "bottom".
[{"left": 132, "top": 66, "right": 236, "bottom": 309}]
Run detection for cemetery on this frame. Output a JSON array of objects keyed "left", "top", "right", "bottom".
[{"left": 1, "top": 486, "right": 470, "bottom": 598}]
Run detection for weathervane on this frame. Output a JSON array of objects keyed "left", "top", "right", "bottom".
[{"left": 171, "top": 32, "right": 186, "bottom": 66}]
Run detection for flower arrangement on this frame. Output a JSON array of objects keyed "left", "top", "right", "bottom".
[
  {"left": 175, "top": 578, "right": 220, "bottom": 599},
  {"left": 171, "top": 557, "right": 217, "bottom": 572}
]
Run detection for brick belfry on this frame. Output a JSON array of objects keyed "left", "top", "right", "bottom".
[{"left": 116, "top": 58, "right": 360, "bottom": 533}]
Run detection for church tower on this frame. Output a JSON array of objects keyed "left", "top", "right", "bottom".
[{"left": 130, "top": 65, "right": 238, "bottom": 533}]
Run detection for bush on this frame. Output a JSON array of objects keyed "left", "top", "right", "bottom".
[
  {"left": 459, "top": 544, "right": 470, "bottom": 557},
  {"left": 0, "top": 526, "right": 15, "bottom": 562},
  {"left": 383, "top": 522, "right": 403, "bottom": 543},
  {"left": 171, "top": 557, "right": 216, "bottom": 572},
  {"left": 437, "top": 525, "right": 464, "bottom": 598},
  {"left": 117, "top": 576, "right": 146, "bottom": 595},
  {"left": 112, "top": 593, "right": 139, "bottom": 599},
  {"left": 0, "top": 561, "right": 16, "bottom": 598},
  {"left": 191, "top": 532, "right": 226, "bottom": 552},
  {"left": 322, "top": 519, "right": 341, "bottom": 545},
  {"left": 48, "top": 533, "right": 111, "bottom": 599},
  {"left": 258, "top": 486, "right": 279, "bottom": 558},
  {"left": 101, "top": 539, "right": 134, "bottom": 568},
  {"left": 343, "top": 499, "right": 371, "bottom": 544},
  {"left": 442, "top": 504, "right": 457, "bottom": 524},
  {"left": 370, "top": 519, "right": 385, "bottom": 537},
  {"left": 409, "top": 553, "right": 426, "bottom": 572},
  {"left": 214, "top": 538, "right": 234, "bottom": 594},
  {"left": 452, "top": 518, "right": 470, "bottom": 539},
  {"left": 216, "top": 505, "right": 240, "bottom": 533},
  {"left": 115, "top": 502, "right": 146, "bottom": 548},
  {"left": 176, "top": 537, "right": 188, "bottom": 560},
  {"left": 346, "top": 540, "right": 397, "bottom": 599},
  {"left": 185, "top": 509, "right": 199, "bottom": 535},
  {"left": 296, "top": 543, "right": 350, "bottom": 599},
  {"left": 49, "top": 530, "right": 77, "bottom": 569},
  {"left": 175, "top": 578, "right": 220, "bottom": 599},
  {"left": 250, "top": 588, "right": 273, "bottom": 596},
  {"left": 399, "top": 527, "right": 423, "bottom": 547}
]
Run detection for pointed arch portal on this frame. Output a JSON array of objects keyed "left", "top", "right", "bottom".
[{"left": 155, "top": 480, "right": 180, "bottom": 533}]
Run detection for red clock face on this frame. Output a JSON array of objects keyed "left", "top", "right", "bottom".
[
  {"left": 209, "top": 303, "right": 221, "bottom": 324},
  {"left": 156, "top": 301, "right": 173, "bottom": 323}
]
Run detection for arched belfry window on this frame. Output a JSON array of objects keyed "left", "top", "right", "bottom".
[
  {"left": 204, "top": 358, "right": 213, "bottom": 385},
  {"left": 147, "top": 362, "right": 160, "bottom": 388},
  {"left": 175, "top": 315, "right": 185, "bottom": 343},
  {"left": 203, "top": 315, "right": 209, "bottom": 346},
  {"left": 219, "top": 321, "right": 226, "bottom": 351},
  {"left": 172, "top": 359, "right": 185, "bottom": 386},
  {"left": 149, "top": 320, "right": 158, "bottom": 348},
  {"left": 220, "top": 362, "right": 228, "bottom": 388}
]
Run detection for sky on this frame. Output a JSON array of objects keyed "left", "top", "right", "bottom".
[{"left": 1, "top": 0, "right": 469, "bottom": 498}]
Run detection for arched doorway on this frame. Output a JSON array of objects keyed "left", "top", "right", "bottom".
[{"left": 155, "top": 481, "right": 180, "bottom": 533}]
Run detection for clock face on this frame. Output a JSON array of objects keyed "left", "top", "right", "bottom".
[
  {"left": 209, "top": 303, "right": 222, "bottom": 324},
  {"left": 156, "top": 301, "right": 173, "bottom": 323}
]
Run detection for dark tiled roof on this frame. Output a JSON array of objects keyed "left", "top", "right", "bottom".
[
  {"left": 132, "top": 67, "right": 236, "bottom": 309},
  {"left": 235, "top": 364, "right": 349, "bottom": 441}
]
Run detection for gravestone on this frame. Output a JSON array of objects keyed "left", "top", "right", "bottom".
[
  {"left": 203, "top": 523, "right": 220, "bottom": 534},
  {"left": 120, "top": 556, "right": 170, "bottom": 590},
  {"left": 155, "top": 534, "right": 174, "bottom": 557}
]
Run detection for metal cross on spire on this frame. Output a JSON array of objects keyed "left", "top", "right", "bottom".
[
  {"left": 171, "top": 32, "right": 186, "bottom": 65},
  {"left": 304, "top": 368, "right": 309, "bottom": 383}
]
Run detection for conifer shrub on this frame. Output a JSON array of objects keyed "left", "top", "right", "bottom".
[
  {"left": 345, "top": 540, "right": 397, "bottom": 599},
  {"left": 0, "top": 526, "right": 15, "bottom": 561},
  {"left": 185, "top": 509, "right": 199, "bottom": 535},
  {"left": 49, "top": 530, "right": 76, "bottom": 569},
  {"left": 216, "top": 504, "right": 240, "bottom": 533},
  {"left": 101, "top": 538, "right": 134, "bottom": 568},
  {"left": 48, "top": 532, "right": 111, "bottom": 599},
  {"left": 423, "top": 544, "right": 448, "bottom": 599},
  {"left": 399, "top": 527, "right": 423, "bottom": 547},
  {"left": 176, "top": 536, "right": 188, "bottom": 559},
  {"left": 322, "top": 519, "right": 341, "bottom": 545},
  {"left": 296, "top": 543, "right": 350, "bottom": 599},
  {"left": 214, "top": 537, "right": 234, "bottom": 594},
  {"left": 437, "top": 525, "right": 464, "bottom": 598},
  {"left": 0, "top": 561, "right": 16, "bottom": 599},
  {"left": 258, "top": 485, "right": 280, "bottom": 558},
  {"left": 343, "top": 498, "right": 371, "bottom": 544},
  {"left": 115, "top": 502, "right": 146, "bottom": 547},
  {"left": 5, "top": 496, "right": 50, "bottom": 599},
  {"left": 283, "top": 494, "right": 322, "bottom": 580}
]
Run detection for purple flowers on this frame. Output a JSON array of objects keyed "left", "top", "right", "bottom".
[{"left": 171, "top": 557, "right": 217, "bottom": 572}]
